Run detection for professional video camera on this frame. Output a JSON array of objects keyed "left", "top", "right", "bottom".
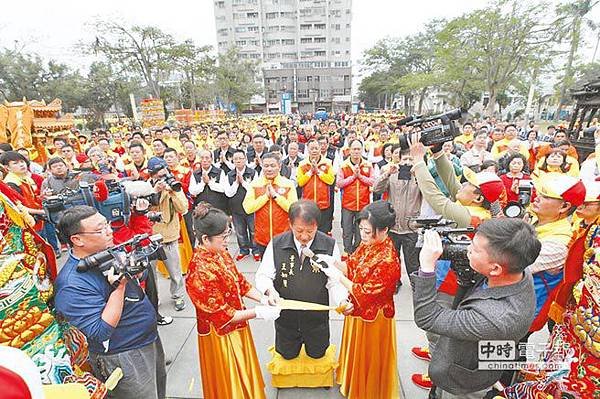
[
  {"left": 43, "top": 180, "right": 131, "bottom": 225},
  {"left": 77, "top": 233, "right": 165, "bottom": 290},
  {"left": 398, "top": 108, "right": 466, "bottom": 150},
  {"left": 409, "top": 216, "right": 480, "bottom": 287},
  {"left": 503, "top": 180, "right": 534, "bottom": 218}
]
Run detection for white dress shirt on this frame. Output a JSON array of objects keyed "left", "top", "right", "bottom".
[{"left": 255, "top": 236, "right": 348, "bottom": 306}]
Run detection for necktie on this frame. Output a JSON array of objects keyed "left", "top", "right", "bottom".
[{"left": 300, "top": 245, "right": 307, "bottom": 270}]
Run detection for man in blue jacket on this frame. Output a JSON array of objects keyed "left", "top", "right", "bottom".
[{"left": 54, "top": 205, "right": 166, "bottom": 399}]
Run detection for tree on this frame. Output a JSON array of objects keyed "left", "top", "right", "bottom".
[
  {"left": 169, "top": 40, "right": 215, "bottom": 109},
  {"left": 436, "top": 0, "right": 557, "bottom": 117},
  {"left": 0, "top": 49, "right": 85, "bottom": 110},
  {"left": 87, "top": 21, "right": 177, "bottom": 99},
  {"left": 554, "top": 0, "right": 599, "bottom": 116},
  {"left": 214, "top": 47, "right": 260, "bottom": 113}
]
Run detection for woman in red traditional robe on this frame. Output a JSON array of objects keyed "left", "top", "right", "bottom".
[
  {"left": 185, "top": 202, "right": 280, "bottom": 399},
  {"left": 326, "top": 200, "right": 401, "bottom": 398}
]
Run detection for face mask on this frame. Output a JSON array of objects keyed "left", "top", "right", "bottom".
[{"left": 397, "top": 165, "right": 412, "bottom": 180}]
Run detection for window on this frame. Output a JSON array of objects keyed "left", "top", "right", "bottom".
[
  {"left": 249, "top": 53, "right": 261, "bottom": 59},
  {"left": 300, "top": 51, "right": 313, "bottom": 58},
  {"left": 235, "top": 27, "right": 247, "bottom": 33},
  {"left": 283, "top": 52, "right": 297, "bottom": 58},
  {"left": 300, "top": 37, "right": 313, "bottom": 44},
  {"left": 297, "top": 89, "right": 308, "bottom": 99},
  {"left": 300, "top": 24, "right": 312, "bottom": 30},
  {"left": 267, "top": 26, "right": 280, "bottom": 32},
  {"left": 346, "top": 23, "right": 350, "bottom": 28},
  {"left": 314, "top": 50, "right": 326, "bottom": 56},
  {"left": 236, "top": 40, "right": 247, "bottom": 46},
  {"left": 299, "top": 8, "right": 312, "bottom": 17},
  {"left": 217, "top": 28, "right": 229, "bottom": 36},
  {"left": 332, "top": 24, "right": 341, "bottom": 30},
  {"left": 330, "top": 9, "right": 341, "bottom": 17},
  {"left": 280, "top": 11, "right": 295, "bottom": 18},
  {"left": 314, "top": 76, "right": 320, "bottom": 82},
  {"left": 332, "top": 37, "right": 341, "bottom": 44},
  {"left": 282, "top": 39, "right": 295, "bottom": 45},
  {"left": 249, "top": 40, "right": 260, "bottom": 45},
  {"left": 314, "top": 23, "right": 326, "bottom": 29},
  {"left": 267, "top": 53, "right": 281, "bottom": 59},
  {"left": 247, "top": 26, "right": 259, "bottom": 32},
  {"left": 215, "top": 1, "right": 225, "bottom": 8},
  {"left": 247, "top": 12, "right": 258, "bottom": 18},
  {"left": 218, "top": 41, "right": 228, "bottom": 47},
  {"left": 266, "top": 39, "right": 281, "bottom": 46},
  {"left": 266, "top": 12, "right": 278, "bottom": 19},
  {"left": 314, "top": 37, "right": 326, "bottom": 43},
  {"left": 346, "top": 37, "right": 350, "bottom": 42},
  {"left": 281, "top": 25, "right": 295, "bottom": 32}
]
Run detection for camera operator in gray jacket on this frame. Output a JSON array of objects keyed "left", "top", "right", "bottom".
[{"left": 412, "top": 218, "right": 539, "bottom": 398}]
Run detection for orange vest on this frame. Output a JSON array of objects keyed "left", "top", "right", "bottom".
[
  {"left": 299, "top": 160, "right": 332, "bottom": 210},
  {"left": 340, "top": 161, "right": 372, "bottom": 211},
  {"left": 253, "top": 183, "right": 292, "bottom": 246}
]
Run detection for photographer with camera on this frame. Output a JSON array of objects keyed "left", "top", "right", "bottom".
[
  {"left": 413, "top": 218, "right": 539, "bottom": 398},
  {"left": 54, "top": 205, "right": 166, "bottom": 399},
  {"left": 147, "top": 157, "right": 189, "bottom": 312},
  {"left": 407, "top": 133, "right": 505, "bottom": 390}
]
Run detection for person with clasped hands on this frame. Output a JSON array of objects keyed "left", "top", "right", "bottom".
[
  {"left": 53, "top": 205, "right": 166, "bottom": 399},
  {"left": 412, "top": 218, "right": 540, "bottom": 398}
]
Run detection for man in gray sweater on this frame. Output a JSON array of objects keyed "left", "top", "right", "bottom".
[{"left": 413, "top": 218, "right": 540, "bottom": 398}]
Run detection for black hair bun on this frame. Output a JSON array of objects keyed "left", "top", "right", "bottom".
[
  {"left": 193, "top": 202, "right": 212, "bottom": 219},
  {"left": 366, "top": 200, "right": 396, "bottom": 229}
]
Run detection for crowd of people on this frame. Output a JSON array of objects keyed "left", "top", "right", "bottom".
[{"left": 1, "top": 110, "right": 600, "bottom": 399}]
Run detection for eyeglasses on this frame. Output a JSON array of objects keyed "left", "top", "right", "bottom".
[{"left": 75, "top": 222, "right": 112, "bottom": 236}]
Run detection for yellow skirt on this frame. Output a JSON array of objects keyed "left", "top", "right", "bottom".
[
  {"left": 335, "top": 312, "right": 400, "bottom": 398},
  {"left": 197, "top": 325, "right": 266, "bottom": 399},
  {"left": 157, "top": 216, "right": 192, "bottom": 277}
]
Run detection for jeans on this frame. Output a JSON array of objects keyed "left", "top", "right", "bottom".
[
  {"left": 341, "top": 208, "right": 361, "bottom": 254},
  {"left": 151, "top": 240, "right": 184, "bottom": 300},
  {"left": 90, "top": 337, "right": 166, "bottom": 399},
  {"left": 39, "top": 222, "right": 60, "bottom": 252},
  {"left": 231, "top": 212, "right": 256, "bottom": 255}
]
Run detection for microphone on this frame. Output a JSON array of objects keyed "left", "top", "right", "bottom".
[{"left": 301, "top": 247, "right": 329, "bottom": 269}]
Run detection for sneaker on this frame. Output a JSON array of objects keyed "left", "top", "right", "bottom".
[
  {"left": 157, "top": 315, "right": 173, "bottom": 326},
  {"left": 411, "top": 346, "right": 431, "bottom": 361},
  {"left": 411, "top": 373, "right": 433, "bottom": 390},
  {"left": 253, "top": 254, "right": 261, "bottom": 262},
  {"left": 236, "top": 253, "right": 249, "bottom": 261},
  {"left": 174, "top": 298, "right": 186, "bottom": 311}
]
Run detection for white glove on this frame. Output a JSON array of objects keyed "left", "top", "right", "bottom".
[
  {"left": 255, "top": 305, "right": 281, "bottom": 321},
  {"left": 320, "top": 264, "right": 343, "bottom": 282},
  {"left": 315, "top": 254, "right": 335, "bottom": 268}
]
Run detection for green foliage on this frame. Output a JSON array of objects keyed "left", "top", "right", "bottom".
[
  {"left": 214, "top": 47, "right": 260, "bottom": 113},
  {"left": 359, "top": 0, "right": 573, "bottom": 116}
]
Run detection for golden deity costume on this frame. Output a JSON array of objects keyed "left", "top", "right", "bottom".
[
  {"left": 502, "top": 222, "right": 600, "bottom": 398},
  {"left": 335, "top": 236, "right": 401, "bottom": 398},
  {"left": 185, "top": 247, "right": 265, "bottom": 399}
]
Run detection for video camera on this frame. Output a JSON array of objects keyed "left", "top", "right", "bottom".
[
  {"left": 398, "top": 108, "right": 465, "bottom": 150},
  {"left": 503, "top": 180, "right": 534, "bottom": 218},
  {"left": 43, "top": 180, "right": 131, "bottom": 226},
  {"left": 409, "top": 216, "right": 480, "bottom": 287},
  {"left": 77, "top": 233, "right": 165, "bottom": 290}
]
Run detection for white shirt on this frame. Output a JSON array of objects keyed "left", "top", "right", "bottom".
[
  {"left": 188, "top": 167, "right": 226, "bottom": 196},
  {"left": 224, "top": 167, "right": 254, "bottom": 197},
  {"left": 255, "top": 236, "right": 348, "bottom": 306}
]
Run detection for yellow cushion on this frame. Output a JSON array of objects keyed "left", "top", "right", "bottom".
[
  {"left": 42, "top": 383, "right": 90, "bottom": 399},
  {"left": 267, "top": 345, "right": 337, "bottom": 388}
]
